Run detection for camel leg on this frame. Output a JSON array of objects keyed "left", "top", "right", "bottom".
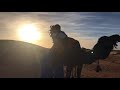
[
  {"left": 76, "top": 65, "right": 83, "bottom": 78},
  {"left": 66, "top": 66, "right": 73, "bottom": 78},
  {"left": 70, "top": 68, "right": 73, "bottom": 78},
  {"left": 75, "top": 66, "right": 78, "bottom": 78},
  {"left": 67, "top": 66, "right": 79, "bottom": 78},
  {"left": 72, "top": 66, "right": 77, "bottom": 78},
  {"left": 64, "top": 66, "right": 67, "bottom": 78},
  {"left": 70, "top": 67, "right": 75, "bottom": 78},
  {"left": 72, "top": 66, "right": 76, "bottom": 78}
]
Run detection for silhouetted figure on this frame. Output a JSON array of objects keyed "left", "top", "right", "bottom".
[{"left": 49, "top": 24, "right": 83, "bottom": 78}]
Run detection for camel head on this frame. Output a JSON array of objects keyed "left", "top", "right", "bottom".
[
  {"left": 109, "top": 34, "right": 120, "bottom": 48},
  {"left": 92, "top": 34, "right": 120, "bottom": 60}
]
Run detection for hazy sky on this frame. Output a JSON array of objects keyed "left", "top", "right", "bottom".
[{"left": 0, "top": 12, "right": 120, "bottom": 49}]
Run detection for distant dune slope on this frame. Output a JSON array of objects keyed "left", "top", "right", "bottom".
[{"left": 0, "top": 40, "right": 49, "bottom": 78}]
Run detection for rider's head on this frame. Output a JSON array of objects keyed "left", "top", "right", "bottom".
[{"left": 50, "top": 24, "right": 61, "bottom": 37}]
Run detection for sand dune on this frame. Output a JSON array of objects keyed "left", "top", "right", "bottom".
[{"left": 0, "top": 40, "right": 49, "bottom": 78}]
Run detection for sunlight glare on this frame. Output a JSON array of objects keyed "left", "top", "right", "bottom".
[{"left": 18, "top": 24, "right": 41, "bottom": 43}]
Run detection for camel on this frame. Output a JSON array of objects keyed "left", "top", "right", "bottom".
[
  {"left": 68, "top": 34, "right": 120, "bottom": 78},
  {"left": 40, "top": 34, "right": 120, "bottom": 78}
]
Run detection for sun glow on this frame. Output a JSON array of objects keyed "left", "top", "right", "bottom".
[{"left": 18, "top": 24, "right": 41, "bottom": 43}]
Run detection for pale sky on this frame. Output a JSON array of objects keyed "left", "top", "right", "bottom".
[{"left": 0, "top": 12, "right": 120, "bottom": 49}]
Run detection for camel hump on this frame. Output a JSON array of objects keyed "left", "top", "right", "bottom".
[
  {"left": 66, "top": 37, "right": 81, "bottom": 49},
  {"left": 98, "top": 36, "right": 109, "bottom": 44}
]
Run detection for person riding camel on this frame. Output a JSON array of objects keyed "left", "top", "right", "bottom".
[
  {"left": 49, "top": 24, "right": 68, "bottom": 55},
  {"left": 50, "top": 24, "right": 81, "bottom": 53},
  {"left": 49, "top": 24, "right": 69, "bottom": 77},
  {"left": 49, "top": 24, "right": 81, "bottom": 78}
]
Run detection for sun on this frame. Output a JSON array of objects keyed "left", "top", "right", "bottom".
[{"left": 18, "top": 24, "right": 41, "bottom": 43}]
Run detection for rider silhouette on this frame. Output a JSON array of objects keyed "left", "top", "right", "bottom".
[
  {"left": 49, "top": 24, "right": 81, "bottom": 78},
  {"left": 49, "top": 24, "right": 68, "bottom": 78}
]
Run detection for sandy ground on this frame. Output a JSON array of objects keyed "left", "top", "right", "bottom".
[{"left": 81, "top": 54, "right": 120, "bottom": 78}]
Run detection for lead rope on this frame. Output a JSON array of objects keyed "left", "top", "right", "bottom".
[{"left": 96, "top": 60, "right": 102, "bottom": 72}]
